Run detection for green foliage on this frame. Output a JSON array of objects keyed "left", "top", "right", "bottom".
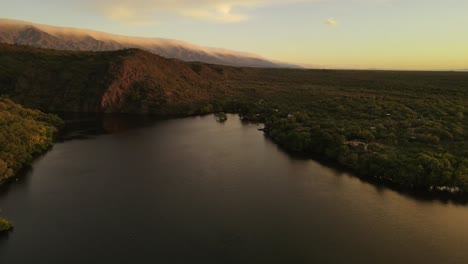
[
  {"left": 0, "top": 97, "right": 63, "bottom": 183},
  {"left": 0, "top": 217, "right": 13, "bottom": 232},
  {"left": 1, "top": 44, "right": 467, "bottom": 193},
  {"left": 215, "top": 112, "right": 228, "bottom": 122},
  {"left": 255, "top": 98, "right": 466, "bottom": 191},
  {"left": 206, "top": 68, "right": 468, "bottom": 192}
]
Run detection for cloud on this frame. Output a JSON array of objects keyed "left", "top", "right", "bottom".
[
  {"left": 176, "top": 3, "right": 251, "bottom": 23},
  {"left": 106, "top": 6, "right": 156, "bottom": 26},
  {"left": 325, "top": 18, "right": 338, "bottom": 26},
  {"left": 75, "top": 0, "right": 311, "bottom": 25}
]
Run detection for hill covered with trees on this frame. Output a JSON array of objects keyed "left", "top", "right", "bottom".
[
  {"left": 0, "top": 98, "right": 62, "bottom": 184},
  {"left": 0, "top": 43, "right": 467, "bottom": 193},
  {"left": 0, "top": 97, "right": 62, "bottom": 232}
]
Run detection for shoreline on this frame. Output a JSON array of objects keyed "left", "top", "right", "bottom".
[
  {"left": 257, "top": 124, "right": 468, "bottom": 203},
  {"left": 1, "top": 111, "right": 466, "bottom": 207},
  {"left": 66, "top": 112, "right": 468, "bottom": 202},
  {"left": 57, "top": 111, "right": 468, "bottom": 201}
]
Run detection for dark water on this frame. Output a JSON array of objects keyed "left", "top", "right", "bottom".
[{"left": 1, "top": 114, "right": 468, "bottom": 264}]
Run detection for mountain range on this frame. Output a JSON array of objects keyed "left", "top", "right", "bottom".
[
  {"left": 0, "top": 18, "right": 291, "bottom": 68},
  {"left": 1, "top": 43, "right": 305, "bottom": 114}
]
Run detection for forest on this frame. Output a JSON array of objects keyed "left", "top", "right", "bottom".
[
  {"left": 0, "top": 98, "right": 63, "bottom": 232},
  {"left": 192, "top": 70, "right": 468, "bottom": 193},
  {"left": 0, "top": 44, "right": 467, "bottom": 194},
  {"left": 227, "top": 98, "right": 467, "bottom": 192},
  {"left": 0, "top": 98, "right": 62, "bottom": 184}
]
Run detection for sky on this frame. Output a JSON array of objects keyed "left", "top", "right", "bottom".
[{"left": 1, "top": 0, "right": 467, "bottom": 70}]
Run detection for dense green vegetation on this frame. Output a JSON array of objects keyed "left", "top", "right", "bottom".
[
  {"left": 1, "top": 44, "right": 467, "bottom": 194},
  {"left": 0, "top": 44, "right": 120, "bottom": 112},
  {"left": 201, "top": 70, "right": 468, "bottom": 193},
  {"left": 0, "top": 97, "right": 63, "bottom": 184},
  {"left": 242, "top": 100, "right": 466, "bottom": 192},
  {"left": 0, "top": 44, "right": 219, "bottom": 113},
  {"left": 0, "top": 97, "right": 62, "bottom": 230},
  {"left": 0, "top": 216, "right": 13, "bottom": 233},
  {"left": 215, "top": 112, "right": 228, "bottom": 122}
]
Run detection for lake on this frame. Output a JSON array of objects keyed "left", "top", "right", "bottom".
[{"left": 1, "top": 114, "right": 468, "bottom": 263}]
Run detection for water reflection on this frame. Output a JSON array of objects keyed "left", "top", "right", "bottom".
[
  {"left": 58, "top": 113, "right": 159, "bottom": 140},
  {"left": 1, "top": 114, "right": 467, "bottom": 263},
  {"left": 60, "top": 113, "right": 468, "bottom": 205}
]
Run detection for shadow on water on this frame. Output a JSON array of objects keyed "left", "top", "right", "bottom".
[
  {"left": 0, "top": 230, "right": 11, "bottom": 243},
  {"left": 57, "top": 113, "right": 163, "bottom": 141},
  {"left": 0, "top": 113, "right": 160, "bottom": 199},
  {"left": 0, "top": 164, "right": 35, "bottom": 200},
  {"left": 58, "top": 112, "right": 227, "bottom": 141}
]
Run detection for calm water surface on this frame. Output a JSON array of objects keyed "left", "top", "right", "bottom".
[{"left": 1, "top": 114, "right": 468, "bottom": 263}]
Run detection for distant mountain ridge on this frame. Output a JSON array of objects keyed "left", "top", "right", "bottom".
[{"left": 0, "top": 18, "right": 291, "bottom": 68}]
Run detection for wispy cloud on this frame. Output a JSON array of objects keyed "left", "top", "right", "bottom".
[
  {"left": 106, "top": 5, "right": 156, "bottom": 26},
  {"left": 177, "top": 3, "right": 250, "bottom": 23},
  {"left": 78, "top": 0, "right": 312, "bottom": 25},
  {"left": 325, "top": 18, "right": 338, "bottom": 26}
]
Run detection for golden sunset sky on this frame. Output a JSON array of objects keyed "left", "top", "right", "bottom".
[{"left": 1, "top": 0, "right": 467, "bottom": 70}]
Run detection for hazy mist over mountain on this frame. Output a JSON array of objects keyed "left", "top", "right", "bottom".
[{"left": 0, "top": 18, "right": 292, "bottom": 68}]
